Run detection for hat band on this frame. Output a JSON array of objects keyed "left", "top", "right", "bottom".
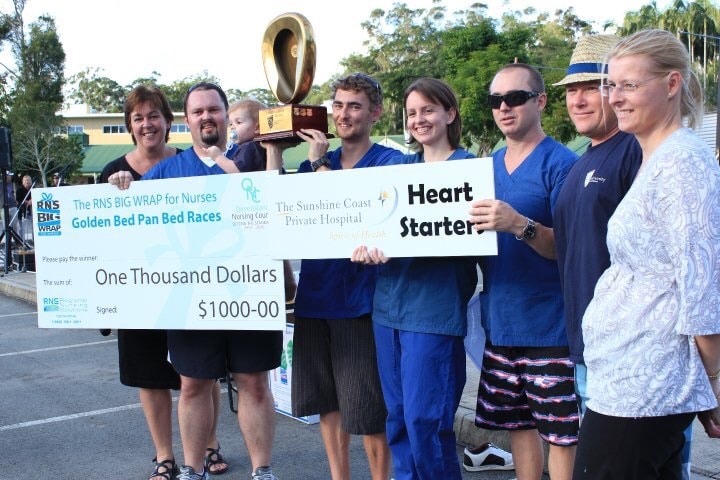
[{"left": 567, "top": 62, "right": 607, "bottom": 75}]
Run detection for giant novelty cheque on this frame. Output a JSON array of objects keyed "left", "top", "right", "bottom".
[
  {"left": 34, "top": 171, "right": 283, "bottom": 330},
  {"left": 34, "top": 158, "right": 496, "bottom": 330}
]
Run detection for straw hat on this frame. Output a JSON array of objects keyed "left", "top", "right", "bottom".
[{"left": 553, "top": 34, "right": 620, "bottom": 86}]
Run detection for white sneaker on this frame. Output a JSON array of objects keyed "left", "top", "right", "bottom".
[
  {"left": 177, "top": 465, "right": 209, "bottom": 480},
  {"left": 251, "top": 466, "right": 278, "bottom": 480},
  {"left": 463, "top": 442, "right": 514, "bottom": 472}
]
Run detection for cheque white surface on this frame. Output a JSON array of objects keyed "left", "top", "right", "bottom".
[
  {"left": 271, "top": 158, "right": 497, "bottom": 259},
  {"left": 34, "top": 171, "right": 284, "bottom": 330}
]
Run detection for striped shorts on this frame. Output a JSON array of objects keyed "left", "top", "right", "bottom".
[
  {"left": 291, "top": 315, "right": 387, "bottom": 435},
  {"left": 474, "top": 343, "right": 579, "bottom": 446}
]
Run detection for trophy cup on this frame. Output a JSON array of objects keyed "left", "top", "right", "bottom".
[{"left": 255, "top": 13, "right": 328, "bottom": 142}]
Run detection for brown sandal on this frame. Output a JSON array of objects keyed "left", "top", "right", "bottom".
[
  {"left": 149, "top": 458, "right": 178, "bottom": 480},
  {"left": 204, "top": 444, "right": 229, "bottom": 475}
]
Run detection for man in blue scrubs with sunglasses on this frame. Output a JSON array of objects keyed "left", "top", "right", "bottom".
[{"left": 468, "top": 63, "right": 579, "bottom": 480}]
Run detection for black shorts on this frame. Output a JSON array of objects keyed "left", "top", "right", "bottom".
[
  {"left": 167, "top": 329, "right": 282, "bottom": 379},
  {"left": 118, "top": 329, "right": 180, "bottom": 390},
  {"left": 574, "top": 409, "right": 694, "bottom": 480},
  {"left": 291, "top": 315, "right": 387, "bottom": 435}
]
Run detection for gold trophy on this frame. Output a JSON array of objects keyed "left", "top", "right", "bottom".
[{"left": 255, "top": 12, "right": 328, "bottom": 142}]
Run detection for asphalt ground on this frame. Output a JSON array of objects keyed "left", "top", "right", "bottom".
[
  {"left": 0, "top": 291, "right": 521, "bottom": 479},
  {"left": 1, "top": 271, "right": 717, "bottom": 479}
]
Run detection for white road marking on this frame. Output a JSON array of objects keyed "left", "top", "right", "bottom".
[
  {"left": 0, "top": 403, "right": 144, "bottom": 431},
  {"left": 0, "top": 339, "right": 117, "bottom": 357},
  {"left": 0, "top": 388, "right": 229, "bottom": 432},
  {"left": 0, "top": 311, "right": 36, "bottom": 318}
]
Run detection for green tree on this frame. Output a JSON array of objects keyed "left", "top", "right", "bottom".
[
  {"left": 226, "top": 87, "right": 276, "bottom": 106},
  {"left": 619, "top": 1, "right": 720, "bottom": 110},
  {"left": 160, "top": 70, "right": 222, "bottom": 111},
  {"left": 9, "top": 99, "right": 83, "bottom": 184},
  {"left": 440, "top": 5, "right": 580, "bottom": 153},
  {"left": 0, "top": 1, "right": 82, "bottom": 185},
  {"left": 341, "top": 1, "right": 448, "bottom": 134},
  {"left": 439, "top": 6, "right": 507, "bottom": 154},
  {"left": 126, "top": 71, "right": 162, "bottom": 91},
  {"left": 67, "top": 67, "right": 126, "bottom": 113},
  {"left": 619, "top": 1, "right": 661, "bottom": 34}
]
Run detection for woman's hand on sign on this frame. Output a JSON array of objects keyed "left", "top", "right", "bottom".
[
  {"left": 351, "top": 245, "right": 389, "bottom": 265},
  {"left": 108, "top": 171, "right": 134, "bottom": 190}
]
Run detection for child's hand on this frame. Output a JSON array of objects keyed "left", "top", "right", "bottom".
[{"left": 203, "top": 146, "right": 223, "bottom": 160}]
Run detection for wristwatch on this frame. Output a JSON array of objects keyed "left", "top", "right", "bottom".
[
  {"left": 515, "top": 217, "right": 536, "bottom": 241},
  {"left": 310, "top": 155, "right": 331, "bottom": 172}
]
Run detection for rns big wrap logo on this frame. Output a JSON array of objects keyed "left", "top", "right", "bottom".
[
  {"left": 43, "top": 297, "right": 59, "bottom": 312},
  {"left": 36, "top": 192, "right": 61, "bottom": 236}
]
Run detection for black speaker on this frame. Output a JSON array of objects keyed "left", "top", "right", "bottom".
[{"left": 0, "top": 127, "right": 12, "bottom": 170}]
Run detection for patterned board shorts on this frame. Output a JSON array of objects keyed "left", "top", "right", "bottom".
[{"left": 474, "top": 343, "right": 580, "bottom": 446}]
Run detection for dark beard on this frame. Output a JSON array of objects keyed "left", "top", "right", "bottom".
[{"left": 201, "top": 129, "right": 220, "bottom": 146}]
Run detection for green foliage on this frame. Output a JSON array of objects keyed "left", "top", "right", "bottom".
[
  {"left": 226, "top": 87, "right": 279, "bottom": 107},
  {"left": 8, "top": 98, "right": 83, "bottom": 186},
  {"left": 68, "top": 67, "right": 125, "bottom": 113},
  {"left": 450, "top": 44, "right": 509, "bottom": 155},
  {"left": 617, "top": 0, "right": 720, "bottom": 113},
  {"left": 20, "top": 15, "right": 64, "bottom": 105},
  {"left": 0, "top": 1, "right": 81, "bottom": 183},
  {"left": 341, "top": 2, "right": 449, "bottom": 134},
  {"left": 159, "top": 70, "right": 222, "bottom": 112},
  {"left": 127, "top": 71, "right": 161, "bottom": 88}
]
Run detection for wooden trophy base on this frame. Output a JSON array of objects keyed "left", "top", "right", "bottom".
[{"left": 255, "top": 104, "right": 328, "bottom": 142}]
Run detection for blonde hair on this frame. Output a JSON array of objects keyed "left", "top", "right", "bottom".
[
  {"left": 228, "top": 98, "right": 266, "bottom": 121},
  {"left": 608, "top": 29, "right": 703, "bottom": 129}
]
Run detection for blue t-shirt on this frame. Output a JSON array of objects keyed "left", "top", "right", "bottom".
[
  {"left": 372, "top": 148, "right": 479, "bottom": 337},
  {"left": 293, "top": 144, "right": 403, "bottom": 319},
  {"left": 143, "top": 147, "right": 225, "bottom": 180},
  {"left": 554, "top": 131, "right": 641, "bottom": 363},
  {"left": 479, "top": 136, "right": 577, "bottom": 347},
  {"left": 231, "top": 141, "right": 267, "bottom": 173}
]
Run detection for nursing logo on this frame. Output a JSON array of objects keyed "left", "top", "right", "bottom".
[
  {"left": 241, "top": 177, "right": 261, "bottom": 203},
  {"left": 584, "top": 169, "right": 607, "bottom": 187},
  {"left": 36, "top": 192, "right": 61, "bottom": 236}
]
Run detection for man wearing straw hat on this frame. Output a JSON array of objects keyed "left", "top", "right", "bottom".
[{"left": 553, "top": 34, "right": 642, "bottom": 414}]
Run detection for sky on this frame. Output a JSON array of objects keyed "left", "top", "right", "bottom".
[{"left": 0, "top": 0, "right": 671, "bottom": 94}]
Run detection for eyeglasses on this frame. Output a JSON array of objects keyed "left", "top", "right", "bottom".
[
  {"left": 488, "top": 90, "right": 540, "bottom": 109},
  {"left": 600, "top": 75, "right": 664, "bottom": 97},
  {"left": 349, "top": 72, "right": 383, "bottom": 98}
]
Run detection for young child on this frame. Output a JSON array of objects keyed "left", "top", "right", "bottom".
[
  {"left": 204, "top": 98, "right": 267, "bottom": 173},
  {"left": 206, "top": 97, "right": 297, "bottom": 303}
]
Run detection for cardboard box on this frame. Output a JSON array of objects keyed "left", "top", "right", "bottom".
[{"left": 269, "top": 320, "right": 320, "bottom": 424}]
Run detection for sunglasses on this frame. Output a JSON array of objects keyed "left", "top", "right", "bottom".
[
  {"left": 487, "top": 90, "right": 540, "bottom": 109},
  {"left": 349, "top": 72, "right": 383, "bottom": 98}
]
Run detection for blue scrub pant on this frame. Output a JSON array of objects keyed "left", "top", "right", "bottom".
[{"left": 373, "top": 322, "right": 466, "bottom": 480}]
